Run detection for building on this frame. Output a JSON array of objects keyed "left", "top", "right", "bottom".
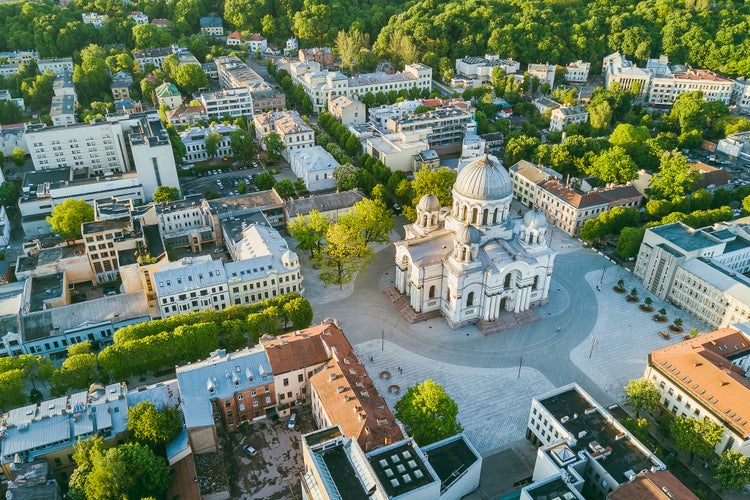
[
  {"left": 254, "top": 110, "right": 314, "bottom": 161},
  {"left": 535, "top": 180, "right": 642, "bottom": 236},
  {"left": 385, "top": 105, "right": 474, "bottom": 148},
  {"left": 509, "top": 160, "right": 562, "bottom": 208},
  {"left": 250, "top": 88, "right": 286, "bottom": 114},
  {"left": 156, "top": 193, "right": 214, "bottom": 252},
  {"left": 717, "top": 131, "right": 750, "bottom": 162},
  {"left": 645, "top": 326, "right": 750, "bottom": 457},
  {"left": 565, "top": 60, "right": 590, "bottom": 83},
  {"left": 166, "top": 104, "right": 207, "bottom": 128},
  {"left": 151, "top": 18, "right": 169, "bottom": 28},
  {"left": 602, "top": 52, "right": 652, "bottom": 100},
  {"left": 155, "top": 82, "right": 182, "bottom": 110},
  {"left": 199, "top": 15, "right": 223, "bottom": 37},
  {"left": 110, "top": 70, "right": 133, "bottom": 100},
  {"left": 289, "top": 62, "right": 432, "bottom": 114},
  {"left": 532, "top": 97, "right": 561, "bottom": 114},
  {"left": 199, "top": 87, "right": 253, "bottom": 121},
  {"left": 53, "top": 71, "right": 76, "bottom": 100},
  {"left": 205, "top": 190, "right": 286, "bottom": 232},
  {"left": 328, "top": 95, "right": 366, "bottom": 125},
  {"left": 289, "top": 145, "right": 338, "bottom": 192},
  {"left": 15, "top": 243, "right": 90, "bottom": 284},
  {"left": 247, "top": 33, "right": 267, "bottom": 53},
  {"left": 114, "top": 98, "right": 143, "bottom": 115},
  {"left": 49, "top": 95, "right": 75, "bottom": 126},
  {"left": 366, "top": 130, "right": 430, "bottom": 172},
  {"left": 180, "top": 124, "right": 238, "bottom": 163},
  {"left": 549, "top": 105, "right": 589, "bottom": 132},
  {"left": 528, "top": 63, "right": 556, "bottom": 87},
  {"left": 298, "top": 47, "right": 334, "bottom": 67},
  {"left": 413, "top": 149, "right": 440, "bottom": 170},
  {"left": 202, "top": 61, "right": 219, "bottom": 80},
  {"left": 0, "top": 383, "right": 128, "bottom": 482},
  {"left": 154, "top": 256, "right": 228, "bottom": 317},
  {"left": 285, "top": 38, "right": 298, "bottom": 56},
  {"left": 4, "top": 461, "right": 62, "bottom": 499},
  {"left": 285, "top": 190, "right": 366, "bottom": 222},
  {"left": 81, "top": 12, "right": 108, "bottom": 28},
  {"left": 524, "top": 384, "right": 666, "bottom": 499},
  {"left": 369, "top": 100, "right": 421, "bottom": 132},
  {"left": 226, "top": 31, "right": 244, "bottom": 47},
  {"left": 37, "top": 57, "right": 74, "bottom": 76},
  {"left": 634, "top": 220, "right": 750, "bottom": 328},
  {"left": 176, "top": 346, "right": 275, "bottom": 453},
  {"left": 130, "top": 10, "right": 148, "bottom": 24},
  {"left": 133, "top": 47, "right": 172, "bottom": 71},
  {"left": 0, "top": 50, "right": 38, "bottom": 65},
  {"left": 301, "top": 426, "right": 482, "bottom": 500},
  {"left": 394, "top": 155, "right": 557, "bottom": 329},
  {"left": 454, "top": 55, "right": 520, "bottom": 84},
  {"left": 215, "top": 56, "right": 266, "bottom": 89}
]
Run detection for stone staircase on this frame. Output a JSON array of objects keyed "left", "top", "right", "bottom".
[
  {"left": 477, "top": 310, "right": 539, "bottom": 336},
  {"left": 384, "top": 287, "right": 442, "bottom": 324}
]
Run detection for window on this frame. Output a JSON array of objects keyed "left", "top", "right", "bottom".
[
  {"left": 265, "top": 396, "right": 271, "bottom": 403},
  {"left": 298, "top": 374, "right": 304, "bottom": 382},
  {"left": 467, "top": 292, "right": 474, "bottom": 307},
  {"left": 428, "top": 285, "right": 435, "bottom": 299}
]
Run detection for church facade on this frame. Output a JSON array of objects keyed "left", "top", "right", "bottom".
[{"left": 394, "top": 155, "right": 557, "bottom": 329}]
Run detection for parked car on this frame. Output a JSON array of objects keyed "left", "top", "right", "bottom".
[
  {"left": 242, "top": 445, "right": 257, "bottom": 456},
  {"left": 288, "top": 413, "right": 296, "bottom": 430}
]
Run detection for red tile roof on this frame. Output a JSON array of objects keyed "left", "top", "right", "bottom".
[
  {"left": 261, "top": 323, "right": 332, "bottom": 375},
  {"left": 609, "top": 471, "right": 698, "bottom": 500},
  {"left": 227, "top": 31, "right": 242, "bottom": 40}
]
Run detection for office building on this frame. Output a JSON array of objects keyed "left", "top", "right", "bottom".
[
  {"left": 289, "top": 145, "right": 338, "bottom": 192},
  {"left": 180, "top": 124, "right": 238, "bottom": 163},
  {"left": 199, "top": 87, "right": 253, "bottom": 121},
  {"left": 215, "top": 56, "right": 266, "bottom": 90}
]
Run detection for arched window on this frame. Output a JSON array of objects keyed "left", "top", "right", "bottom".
[
  {"left": 472, "top": 207, "right": 478, "bottom": 224},
  {"left": 423, "top": 214, "right": 428, "bottom": 226},
  {"left": 504, "top": 274, "right": 512, "bottom": 288},
  {"left": 482, "top": 209, "right": 488, "bottom": 225},
  {"left": 461, "top": 247, "right": 467, "bottom": 261},
  {"left": 445, "top": 287, "right": 451, "bottom": 303},
  {"left": 532, "top": 276, "right": 539, "bottom": 290},
  {"left": 428, "top": 285, "right": 435, "bottom": 299},
  {"left": 493, "top": 208, "right": 498, "bottom": 224},
  {"left": 467, "top": 291, "right": 474, "bottom": 307}
]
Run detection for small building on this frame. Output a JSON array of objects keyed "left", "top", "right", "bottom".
[
  {"left": 549, "top": 105, "right": 589, "bottom": 132},
  {"left": 366, "top": 130, "right": 430, "bottom": 172},
  {"left": 247, "top": 33, "right": 267, "bottom": 53},
  {"left": 289, "top": 145, "right": 338, "bottom": 192},
  {"left": 81, "top": 12, "right": 109, "bottom": 28},
  {"left": 328, "top": 95, "right": 366, "bottom": 125},
  {"left": 155, "top": 82, "right": 182, "bottom": 110},
  {"left": 179, "top": 124, "right": 238, "bottom": 163},
  {"left": 254, "top": 110, "right": 314, "bottom": 161},
  {"left": 151, "top": 18, "right": 169, "bottom": 28},
  {"left": 284, "top": 37, "right": 298, "bottom": 56},
  {"left": 413, "top": 149, "right": 440, "bottom": 171},
  {"left": 285, "top": 189, "right": 366, "bottom": 222},
  {"left": 114, "top": 98, "right": 143, "bottom": 115},
  {"left": 37, "top": 57, "right": 74, "bottom": 77},
  {"left": 564, "top": 60, "right": 591, "bottom": 83},
  {"left": 298, "top": 47, "right": 334, "bottom": 67},
  {"left": 130, "top": 10, "right": 148, "bottom": 24},
  {"left": 226, "top": 31, "right": 244, "bottom": 47},
  {"left": 199, "top": 15, "right": 223, "bottom": 37},
  {"left": 527, "top": 63, "right": 556, "bottom": 87},
  {"left": 49, "top": 95, "right": 75, "bottom": 127},
  {"left": 532, "top": 97, "right": 561, "bottom": 114},
  {"left": 250, "top": 88, "right": 286, "bottom": 114},
  {"left": 52, "top": 71, "right": 76, "bottom": 100},
  {"left": 166, "top": 104, "right": 207, "bottom": 128}
]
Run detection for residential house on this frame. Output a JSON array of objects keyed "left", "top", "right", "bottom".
[
  {"left": 166, "top": 105, "right": 207, "bottom": 128},
  {"left": 253, "top": 110, "right": 314, "bottom": 161},
  {"left": 151, "top": 19, "right": 169, "bottom": 28},
  {"left": 130, "top": 10, "right": 148, "bottom": 24},
  {"left": 110, "top": 71, "right": 133, "bottom": 101},
  {"left": 284, "top": 37, "right": 298, "bottom": 56},
  {"left": 247, "top": 33, "right": 267, "bottom": 53},
  {"left": 328, "top": 95, "right": 366, "bottom": 125},
  {"left": 133, "top": 47, "right": 172, "bottom": 71},
  {"left": 179, "top": 124, "right": 238, "bottom": 163},
  {"left": 49, "top": 95, "right": 75, "bottom": 126},
  {"left": 565, "top": 60, "right": 591, "bottom": 83},
  {"left": 155, "top": 82, "right": 182, "bottom": 110},
  {"left": 81, "top": 12, "right": 108, "bottom": 28},
  {"left": 527, "top": 63, "right": 556, "bottom": 87},
  {"left": 37, "top": 58, "right": 74, "bottom": 77},
  {"left": 532, "top": 97, "right": 561, "bottom": 114},
  {"left": 200, "top": 15, "right": 223, "bottom": 37},
  {"left": 114, "top": 98, "right": 143, "bottom": 114},
  {"left": 226, "top": 31, "right": 244, "bottom": 47},
  {"left": 549, "top": 105, "right": 589, "bottom": 132},
  {"left": 289, "top": 146, "right": 338, "bottom": 192},
  {"left": 298, "top": 47, "right": 334, "bottom": 67}
]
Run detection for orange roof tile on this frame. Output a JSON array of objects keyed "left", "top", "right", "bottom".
[
  {"left": 227, "top": 31, "right": 242, "bottom": 40},
  {"left": 650, "top": 327, "right": 750, "bottom": 437},
  {"left": 609, "top": 471, "right": 698, "bottom": 500},
  {"left": 261, "top": 323, "right": 331, "bottom": 374}
]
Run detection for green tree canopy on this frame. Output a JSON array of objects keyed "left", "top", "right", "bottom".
[
  {"left": 46, "top": 199, "right": 95, "bottom": 241},
  {"left": 83, "top": 442, "right": 171, "bottom": 500},
  {"left": 152, "top": 186, "right": 180, "bottom": 203},
  {"left": 616, "top": 226, "right": 646, "bottom": 259},
  {"left": 394, "top": 379, "right": 463, "bottom": 446},
  {"left": 339, "top": 198, "right": 394, "bottom": 244},
  {"left": 127, "top": 401, "right": 183, "bottom": 446},
  {"left": 288, "top": 210, "right": 330, "bottom": 257},
  {"left": 173, "top": 63, "right": 209, "bottom": 94},
  {"left": 333, "top": 164, "right": 359, "bottom": 192},
  {"left": 67, "top": 341, "right": 91, "bottom": 357},
  {"left": 714, "top": 451, "right": 750, "bottom": 491},
  {"left": 0, "top": 181, "right": 20, "bottom": 207},
  {"left": 9, "top": 146, "right": 25, "bottom": 166},
  {"left": 648, "top": 152, "right": 700, "bottom": 201},
  {"left": 283, "top": 297, "right": 314, "bottom": 330},
  {"left": 262, "top": 132, "right": 285, "bottom": 162},
  {"left": 133, "top": 23, "right": 171, "bottom": 49},
  {"left": 254, "top": 171, "right": 276, "bottom": 190},
  {"left": 230, "top": 128, "right": 255, "bottom": 166},
  {"left": 504, "top": 135, "right": 541, "bottom": 165},
  {"left": 204, "top": 131, "right": 222, "bottom": 158},
  {"left": 624, "top": 378, "right": 660, "bottom": 418},
  {"left": 590, "top": 146, "right": 638, "bottom": 184},
  {"left": 670, "top": 415, "right": 723, "bottom": 463},
  {"left": 314, "top": 223, "right": 373, "bottom": 288}
]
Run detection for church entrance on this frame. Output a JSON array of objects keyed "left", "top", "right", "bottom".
[{"left": 499, "top": 297, "right": 507, "bottom": 313}]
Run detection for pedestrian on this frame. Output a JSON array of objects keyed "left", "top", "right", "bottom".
[{"left": 557, "top": 326, "right": 561, "bottom": 332}]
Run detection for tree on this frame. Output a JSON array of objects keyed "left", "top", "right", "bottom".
[
  {"left": 0, "top": 101, "right": 24, "bottom": 125},
  {"left": 617, "top": 226, "right": 646, "bottom": 259},
  {"left": 9, "top": 146, "right": 25, "bottom": 166},
  {"left": 204, "top": 131, "right": 222, "bottom": 158},
  {"left": 0, "top": 181, "right": 20, "bottom": 207},
  {"left": 133, "top": 23, "right": 171, "bottom": 49},
  {"left": 46, "top": 199, "right": 95, "bottom": 241},
  {"left": 624, "top": 378, "right": 660, "bottom": 418},
  {"left": 0, "top": 369, "right": 25, "bottom": 411},
  {"left": 67, "top": 341, "right": 91, "bottom": 357},
  {"left": 274, "top": 178, "right": 296, "bottom": 199},
  {"left": 262, "top": 132, "right": 285, "bottom": 162},
  {"left": 230, "top": 129, "right": 255, "bottom": 166},
  {"left": 127, "top": 401, "right": 183, "bottom": 446},
  {"left": 254, "top": 171, "right": 276, "bottom": 190},
  {"left": 714, "top": 451, "right": 750, "bottom": 491},
  {"left": 670, "top": 416, "right": 723, "bottom": 463},
  {"left": 314, "top": 223, "right": 373, "bottom": 288},
  {"left": 73, "top": 44, "right": 112, "bottom": 106},
  {"left": 54, "top": 353, "right": 98, "bottom": 393},
  {"left": 237, "top": 180, "right": 248, "bottom": 194},
  {"left": 339, "top": 199, "right": 394, "bottom": 244},
  {"left": 590, "top": 146, "right": 638, "bottom": 184},
  {"left": 283, "top": 297, "right": 313, "bottom": 329},
  {"left": 167, "top": 124, "right": 186, "bottom": 166},
  {"left": 504, "top": 135, "right": 541, "bottom": 165},
  {"left": 411, "top": 166, "right": 456, "bottom": 210},
  {"left": 394, "top": 379, "right": 463, "bottom": 446},
  {"left": 83, "top": 442, "right": 171, "bottom": 500},
  {"left": 334, "top": 163, "right": 359, "bottom": 191},
  {"left": 152, "top": 186, "right": 180, "bottom": 203},
  {"left": 335, "top": 29, "right": 368, "bottom": 71},
  {"left": 173, "top": 64, "right": 208, "bottom": 94},
  {"left": 588, "top": 100, "right": 613, "bottom": 130},
  {"left": 648, "top": 152, "right": 700, "bottom": 201},
  {"left": 288, "top": 210, "right": 329, "bottom": 257}
]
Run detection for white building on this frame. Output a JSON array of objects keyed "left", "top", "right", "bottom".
[
  {"left": 527, "top": 63, "right": 556, "bottom": 87},
  {"left": 130, "top": 10, "right": 148, "bottom": 24},
  {"left": 645, "top": 326, "right": 750, "bottom": 457},
  {"left": 199, "top": 15, "right": 223, "bottom": 37},
  {"left": 369, "top": 101, "right": 421, "bottom": 132},
  {"left": 247, "top": 33, "right": 267, "bottom": 53},
  {"left": 365, "top": 130, "right": 429, "bottom": 172},
  {"left": 81, "top": 12, "right": 108, "bottom": 28},
  {"left": 49, "top": 95, "right": 75, "bottom": 127},
  {"left": 386, "top": 105, "right": 474, "bottom": 148},
  {"left": 154, "top": 256, "right": 228, "bottom": 318},
  {"left": 52, "top": 71, "right": 76, "bottom": 101},
  {"left": 214, "top": 56, "right": 266, "bottom": 89},
  {"left": 180, "top": 124, "right": 239, "bottom": 163},
  {"left": 564, "top": 60, "right": 590, "bottom": 83},
  {"left": 284, "top": 37, "right": 298, "bottom": 56},
  {"left": 524, "top": 384, "right": 665, "bottom": 499},
  {"left": 199, "top": 87, "right": 253, "bottom": 121},
  {"left": 289, "top": 146, "right": 338, "bottom": 192},
  {"left": 549, "top": 105, "right": 589, "bottom": 132},
  {"left": 394, "top": 155, "right": 557, "bottom": 330},
  {"left": 155, "top": 82, "right": 182, "bottom": 110},
  {"left": 226, "top": 31, "right": 244, "bottom": 47},
  {"left": 133, "top": 47, "right": 172, "bottom": 71},
  {"left": 37, "top": 58, "right": 73, "bottom": 77},
  {"left": 454, "top": 55, "right": 520, "bottom": 84},
  {"left": 717, "top": 131, "right": 750, "bottom": 161},
  {"left": 155, "top": 194, "right": 214, "bottom": 252},
  {"left": 253, "top": 111, "right": 314, "bottom": 161},
  {"left": 328, "top": 95, "right": 366, "bottom": 125},
  {"left": 0, "top": 51, "right": 37, "bottom": 65},
  {"left": 734, "top": 78, "right": 750, "bottom": 113},
  {"left": 508, "top": 160, "right": 561, "bottom": 209},
  {"left": 289, "top": 62, "right": 432, "bottom": 114}
]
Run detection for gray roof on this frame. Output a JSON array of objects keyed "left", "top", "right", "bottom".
[
  {"left": 153, "top": 257, "right": 225, "bottom": 296},
  {"left": 176, "top": 347, "right": 274, "bottom": 429},
  {"left": 454, "top": 155, "right": 512, "bottom": 200},
  {"left": 285, "top": 190, "right": 366, "bottom": 219}
]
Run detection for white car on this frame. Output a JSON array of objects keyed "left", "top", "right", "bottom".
[{"left": 288, "top": 413, "right": 296, "bottom": 430}]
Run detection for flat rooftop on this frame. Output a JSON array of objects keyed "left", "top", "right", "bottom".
[
  {"left": 539, "top": 388, "right": 655, "bottom": 485},
  {"left": 368, "top": 441, "right": 435, "bottom": 497},
  {"left": 423, "top": 436, "right": 480, "bottom": 492},
  {"left": 650, "top": 223, "right": 720, "bottom": 252},
  {"left": 524, "top": 476, "right": 579, "bottom": 499},
  {"left": 322, "top": 446, "right": 370, "bottom": 500},
  {"left": 28, "top": 273, "right": 64, "bottom": 312}
]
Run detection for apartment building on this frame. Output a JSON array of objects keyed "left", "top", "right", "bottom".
[
  {"left": 366, "top": 130, "right": 430, "bottom": 172},
  {"left": 247, "top": 33, "right": 267, "bottom": 53},
  {"left": 454, "top": 55, "right": 520, "bottom": 83},
  {"left": 0, "top": 50, "right": 38, "bottom": 65},
  {"left": 645, "top": 326, "right": 750, "bottom": 456},
  {"left": 215, "top": 56, "right": 266, "bottom": 89},
  {"left": 535, "top": 180, "right": 642, "bottom": 236},
  {"left": 289, "top": 145, "right": 338, "bottom": 192},
  {"left": 369, "top": 100, "right": 421, "bottom": 132},
  {"left": 250, "top": 88, "right": 285, "bottom": 114},
  {"left": 180, "top": 124, "right": 238, "bottom": 163},
  {"left": 565, "top": 60, "right": 590, "bottom": 83},
  {"left": 549, "top": 105, "right": 589, "bottom": 132},
  {"left": 155, "top": 82, "right": 182, "bottom": 110},
  {"left": 524, "top": 384, "right": 666, "bottom": 499},
  {"left": 253, "top": 110, "right": 314, "bottom": 161},
  {"left": 133, "top": 47, "right": 172, "bottom": 71},
  {"left": 199, "top": 87, "right": 253, "bottom": 120},
  {"left": 49, "top": 95, "right": 75, "bottom": 127},
  {"left": 110, "top": 71, "right": 132, "bottom": 101},
  {"left": 328, "top": 95, "right": 366, "bottom": 125},
  {"left": 298, "top": 47, "right": 334, "bottom": 66},
  {"left": 156, "top": 193, "right": 214, "bottom": 251},
  {"left": 385, "top": 105, "right": 474, "bottom": 148},
  {"left": 289, "top": 61, "right": 432, "bottom": 113},
  {"left": 81, "top": 12, "right": 108, "bottom": 28},
  {"left": 166, "top": 104, "right": 207, "bottom": 128},
  {"left": 37, "top": 57, "right": 73, "bottom": 77},
  {"left": 301, "top": 426, "right": 482, "bottom": 500},
  {"left": 52, "top": 71, "right": 76, "bottom": 100},
  {"left": 634, "top": 221, "right": 750, "bottom": 328},
  {"left": 528, "top": 63, "right": 556, "bottom": 87},
  {"left": 509, "top": 160, "right": 561, "bottom": 208},
  {"left": 154, "top": 256, "right": 229, "bottom": 318},
  {"left": 205, "top": 190, "right": 286, "bottom": 232},
  {"left": 176, "top": 346, "right": 275, "bottom": 453},
  {"left": 199, "top": 15, "right": 223, "bottom": 36}
]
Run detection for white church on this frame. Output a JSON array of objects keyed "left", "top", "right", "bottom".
[{"left": 393, "top": 154, "right": 557, "bottom": 330}]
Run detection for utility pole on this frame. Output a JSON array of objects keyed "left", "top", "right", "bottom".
[
  {"left": 381, "top": 329, "right": 384, "bottom": 351},
  {"left": 588, "top": 337, "right": 598, "bottom": 359},
  {"left": 600, "top": 265, "right": 607, "bottom": 284},
  {"left": 517, "top": 356, "right": 523, "bottom": 378}
]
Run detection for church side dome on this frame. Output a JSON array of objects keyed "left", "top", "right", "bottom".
[
  {"left": 455, "top": 224, "right": 481, "bottom": 244},
  {"left": 417, "top": 194, "right": 441, "bottom": 212},
  {"left": 523, "top": 209, "right": 548, "bottom": 230},
  {"left": 453, "top": 155, "right": 512, "bottom": 201}
]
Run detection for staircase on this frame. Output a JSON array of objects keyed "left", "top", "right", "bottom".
[
  {"left": 384, "top": 287, "right": 442, "bottom": 324},
  {"left": 477, "top": 310, "right": 539, "bottom": 336}
]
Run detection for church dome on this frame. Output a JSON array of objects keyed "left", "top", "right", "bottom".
[
  {"left": 453, "top": 155, "right": 512, "bottom": 201},
  {"left": 416, "top": 194, "right": 441, "bottom": 212},
  {"left": 523, "top": 209, "right": 548, "bottom": 230},
  {"left": 455, "top": 224, "right": 481, "bottom": 244}
]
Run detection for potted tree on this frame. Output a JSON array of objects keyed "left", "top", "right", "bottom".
[
  {"left": 669, "top": 317, "right": 684, "bottom": 333},
  {"left": 684, "top": 327, "right": 699, "bottom": 340},
  {"left": 626, "top": 288, "right": 640, "bottom": 302},
  {"left": 653, "top": 307, "right": 668, "bottom": 323},
  {"left": 614, "top": 279, "right": 626, "bottom": 293},
  {"left": 640, "top": 297, "right": 654, "bottom": 312}
]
